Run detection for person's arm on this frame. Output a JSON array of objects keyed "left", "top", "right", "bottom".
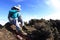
[
  {"left": 8, "top": 13, "right": 10, "bottom": 20},
  {"left": 17, "top": 12, "right": 20, "bottom": 17},
  {"left": 8, "top": 11, "right": 11, "bottom": 21},
  {"left": 17, "top": 13, "right": 23, "bottom": 24}
]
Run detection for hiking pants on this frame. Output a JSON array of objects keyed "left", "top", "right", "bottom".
[{"left": 9, "top": 17, "right": 22, "bottom": 31}]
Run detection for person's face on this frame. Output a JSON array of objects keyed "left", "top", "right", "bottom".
[
  {"left": 11, "top": 7, "right": 20, "bottom": 12},
  {"left": 15, "top": 8, "right": 20, "bottom": 12},
  {"left": 17, "top": 9, "right": 20, "bottom": 12}
]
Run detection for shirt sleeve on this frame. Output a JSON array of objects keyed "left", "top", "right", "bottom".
[{"left": 17, "top": 12, "right": 20, "bottom": 17}]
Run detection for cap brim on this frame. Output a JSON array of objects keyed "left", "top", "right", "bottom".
[{"left": 14, "top": 6, "right": 21, "bottom": 10}]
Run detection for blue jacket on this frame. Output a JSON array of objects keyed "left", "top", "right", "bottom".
[{"left": 9, "top": 10, "right": 20, "bottom": 19}]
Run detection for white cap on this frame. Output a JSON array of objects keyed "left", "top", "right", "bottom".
[{"left": 14, "top": 5, "right": 21, "bottom": 10}]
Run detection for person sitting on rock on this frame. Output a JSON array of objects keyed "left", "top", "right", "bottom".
[{"left": 8, "top": 5, "right": 27, "bottom": 35}]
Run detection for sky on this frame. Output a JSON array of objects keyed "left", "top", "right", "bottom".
[{"left": 0, "top": 0, "right": 60, "bottom": 25}]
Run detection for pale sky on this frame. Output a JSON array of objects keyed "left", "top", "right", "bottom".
[{"left": 0, "top": 0, "right": 60, "bottom": 25}]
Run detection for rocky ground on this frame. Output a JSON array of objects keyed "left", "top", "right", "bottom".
[{"left": 0, "top": 19, "right": 60, "bottom": 40}]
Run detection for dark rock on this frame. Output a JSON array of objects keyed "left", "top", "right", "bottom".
[{"left": 0, "top": 24, "right": 4, "bottom": 29}]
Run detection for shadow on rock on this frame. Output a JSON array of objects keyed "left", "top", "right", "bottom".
[
  {"left": 4, "top": 22, "right": 17, "bottom": 34},
  {"left": 0, "top": 24, "right": 4, "bottom": 29}
]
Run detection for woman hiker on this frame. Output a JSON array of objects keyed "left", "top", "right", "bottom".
[{"left": 8, "top": 5, "right": 27, "bottom": 36}]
